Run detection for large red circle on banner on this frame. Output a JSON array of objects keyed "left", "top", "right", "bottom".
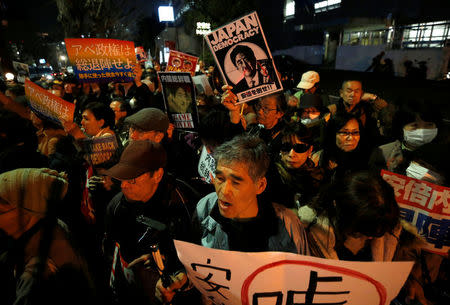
[{"left": 241, "top": 259, "right": 386, "bottom": 305}]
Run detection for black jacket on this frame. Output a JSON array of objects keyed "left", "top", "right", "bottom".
[{"left": 104, "top": 174, "right": 192, "bottom": 304}]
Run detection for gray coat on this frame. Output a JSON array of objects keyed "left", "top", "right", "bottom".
[{"left": 193, "top": 192, "right": 310, "bottom": 255}]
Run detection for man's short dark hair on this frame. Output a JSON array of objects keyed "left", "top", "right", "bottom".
[
  {"left": 259, "top": 93, "right": 287, "bottom": 114},
  {"left": 111, "top": 97, "right": 130, "bottom": 113},
  {"left": 341, "top": 80, "right": 362, "bottom": 89},
  {"left": 230, "top": 45, "right": 256, "bottom": 67},
  {"left": 213, "top": 135, "right": 269, "bottom": 181}
]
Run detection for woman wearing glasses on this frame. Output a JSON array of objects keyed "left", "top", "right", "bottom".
[
  {"left": 315, "top": 112, "right": 369, "bottom": 183},
  {"left": 264, "top": 122, "right": 323, "bottom": 209}
]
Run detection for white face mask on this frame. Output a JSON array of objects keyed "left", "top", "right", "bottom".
[
  {"left": 406, "top": 162, "right": 429, "bottom": 180},
  {"left": 300, "top": 115, "right": 320, "bottom": 125},
  {"left": 403, "top": 128, "right": 438, "bottom": 147}
]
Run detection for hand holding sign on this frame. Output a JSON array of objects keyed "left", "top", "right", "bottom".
[
  {"left": 174, "top": 240, "right": 414, "bottom": 305},
  {"left": 133, "top": 63, "right": 143, "bottom": 84},
  {"left": 221, "top": 85, "right": 249, "bottom": 127},
  {"left": 155, "top": 272, "right": 188, "bottom": 304}
]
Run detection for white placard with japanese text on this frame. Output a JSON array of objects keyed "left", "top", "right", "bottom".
[{"left": 174, "top": 240, "right": 413, "bottom": 305}]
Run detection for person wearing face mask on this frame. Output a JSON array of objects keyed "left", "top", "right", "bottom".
[
  {"left": 369, "top": 99, "right": 442, "bottom": 175},
  {"left": 264, "top": 123, "right": 323, "bottom": 209},
  {"left": 403, "top": 143, "right": 450, "bottom": 305},
  {"left": 295, "top": 93, "right": 331, "bottom": 150}
]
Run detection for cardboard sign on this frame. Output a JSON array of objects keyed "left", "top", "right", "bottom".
[
  {"left": 166, "top": 50, "right": 199, "bottom": 76},
  {"left": 25, "top": 79, "right": 75, "bottom": 124},
  {"left": 12, "top": 61, "right": 29, "bottom": 83},
  {"left": 80, "top": 135, "right": 119, "bottom": 168},
  {"left": 205, "top": 11, "right": 283, "bottom": 103},
  {"left": 198, "top": 146, "right": 216, "bottom": 184},
  {"left": 65, "top": 38, "right": 136, "bottom": 83},
  {"left": 381, "top": 170, "right": 450, "bottom": 255},
  {"left": 174, "top": 240, "right": 413, "bottom": 305},
  {"left": 159, "top": 72, "right": 198, "bottom": 130},
  {"left": 135, "top": 46, "right": 147, "bottom": 63},
  {"left": 192, "top": 74, "right": 214, "bottom": 96}
]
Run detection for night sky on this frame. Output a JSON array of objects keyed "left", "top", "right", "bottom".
[{"left": 3, "top": 0, "right": 158, "bottom": 35}]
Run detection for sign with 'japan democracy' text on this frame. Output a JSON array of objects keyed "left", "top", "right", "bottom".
[
  {"left": 65, "top": 38, "right": 136, "bottom": 83},
  {"left": 166, "top": 50, "right": 198, "bottom": 76},
  {"left": 25, "top": 80, "right": 75, "bottom": 124},
  {"left": 205, "top": 11, "right": 283, "bottom": 103},
  {"left": 174, "top": 240, "right": 413, "bottom": 305},
  {"left": 381, "top": 170, "right": 449, "bottom": 255}
]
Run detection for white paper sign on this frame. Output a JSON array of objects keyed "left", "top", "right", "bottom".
[
  {"left": 174, "top": 240, "right": 414, "bottom": 305},
  {"left": 197, "top": 145, "right": 216, "bottom": 184}
]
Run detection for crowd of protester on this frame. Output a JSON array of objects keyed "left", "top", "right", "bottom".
[{"left": 0, "top": 60, "right": 449, "bottom": 305}]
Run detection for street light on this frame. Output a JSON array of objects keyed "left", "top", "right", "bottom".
[{"left": 158, "top": 6, "right": 174, "bottom": 22}]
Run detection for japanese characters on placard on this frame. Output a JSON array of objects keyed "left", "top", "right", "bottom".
[
  {"left": 381, "top": 170, "right": 450, "bottom": 255},
  {"left": 80, "top": 135, "right": 119, "bottom": 169},
  {"left": 204, "top": 11, "right": 283, "bottom": 103},
  {"left": 174, "top": 240, "right": 413, "bottom": 305},
  {"left": 25, "top": 79, "right": 75, "bottom": 124},
  {"left": 159, "top": 72, "right": 198, "bottom": 130},
  {"left": 198, "top": 146, "right": 216, "bottom": 184},
  {"left": 166, "top": 50, "right": 199, "bottom": 76},
  {"left": 65, "top": 38, "right": 136, "bottom": 83}
]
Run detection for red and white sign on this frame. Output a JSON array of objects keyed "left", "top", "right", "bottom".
[
  {"left": 381, "top": 170, "right": 450, "bottom": 255},
  {"left": 174, "top": 240, "right": 413, "bottom": 305},
  {"left": 25, "top": 80, "right": 75, "bottom": 124},
  {"left": 166, "top": 50, "right": 198, "bottom": 76}
]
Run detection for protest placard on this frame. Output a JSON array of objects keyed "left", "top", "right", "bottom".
[
  {"left": 192, "top": 74, "right": 214, "bottom": 96},
  {"left": 174, "top": 240, "right": 413, "bottom": 305},
  {"left": 166, "top": 50, "right": 199, "bottom": 76},
  {"left": 205, "top": 11, "right": 283, "bottom": 103},
  {"left": 25, "top": 79, "right": 75, "bottom": 124},
  {"left": 159, "top": 72, "right": 198, "bottom": 130},
  {"left": 79, "top": 135, "right": 119, "bottom": 169},
  {"left": 135, "top": 46, "right": 147, "bottom": 63},
  {"left": 65, "top": 38, "right": 136, "bottom": 83},
  {"left": 197, "top": 146, "right": 216, "bottom": 184},
  {"left": 381, "top": 170, "right": 450, "bottom": 255},
  {"left": 12, "top": 61, "right": 29, "bottom": 83}
]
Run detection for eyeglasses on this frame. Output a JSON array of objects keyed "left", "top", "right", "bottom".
[
  {"left": 280, "top": 143, "right": 311, "bottom": 153},
  {"left": 255, "top": 104, "right": 277, "bottom": 114},
  {"left": 336, "top": 131, "right": 360, "bottom": 137}
]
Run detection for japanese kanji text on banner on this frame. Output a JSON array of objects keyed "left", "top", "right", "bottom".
[
  {"left": 205, "top": 11, "right": 283, "bottom": 103},
  {"left": 174, "top": 240, "right": 413, "bottom": 305},
  {"left": 25, "top": 79, "right": 75, "bottom": 124},
  {"left": 159, "top": 72, "right": 198, "bottom": 130},
  {"left": 381, "top": 170, "right": 449, "bottom": 255},
  {"left": 65, "top": 38, "right": 136, "bottom": 83}
]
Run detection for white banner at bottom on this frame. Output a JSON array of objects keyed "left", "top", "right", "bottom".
[{"left": 174, "top": 240, "right": 413, "bottom": 305}]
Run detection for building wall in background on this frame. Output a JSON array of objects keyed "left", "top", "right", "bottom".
[{"left": 335, "top": 45, "right": 446, "bottom": 79}]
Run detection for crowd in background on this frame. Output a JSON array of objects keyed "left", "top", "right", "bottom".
[{"left": 0, "top": 59, "right": 449, "bottom": 305}]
